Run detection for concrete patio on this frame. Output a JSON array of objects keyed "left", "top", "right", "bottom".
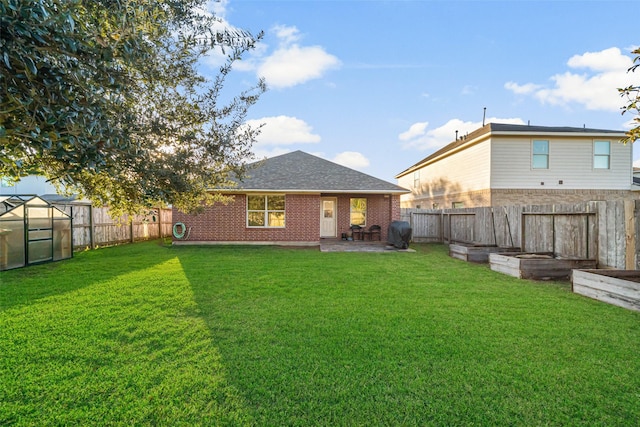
[{"left": 319, "top": 239, "right": 415, "bottom": 253}]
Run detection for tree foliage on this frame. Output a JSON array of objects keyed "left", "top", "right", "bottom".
[
  {"left": 620, "top": 47, "right": 640, "bottom": 145},
  {"left": 0, "top": 0, "right": 265, "bottom": 214}
]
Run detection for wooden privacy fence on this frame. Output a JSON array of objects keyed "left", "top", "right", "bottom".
[
  {"left": 52, "top": 202, "right": 173, "bottom": 250},
  {"left": 402, "top": 200, "right": 640, "bottom": 269}
]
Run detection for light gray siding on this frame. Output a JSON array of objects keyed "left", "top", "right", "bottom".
[{"left": 491, "top": 137, "right": 632, "bottom": 190}]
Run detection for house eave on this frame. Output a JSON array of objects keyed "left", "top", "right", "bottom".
[{"left": 212, "top": 188, "right": 410, "bottom": 195}]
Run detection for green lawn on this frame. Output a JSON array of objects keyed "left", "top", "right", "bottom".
[{"left": 1, "top": 241, "right": 638, "bottom": 426}]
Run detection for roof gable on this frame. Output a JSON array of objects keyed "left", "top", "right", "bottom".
[{"left": 229, "top": 150, "right": 408, "bottom": 194}]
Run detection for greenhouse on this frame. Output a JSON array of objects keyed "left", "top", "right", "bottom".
[{"left": 0, "top": 195, "right": 72, "bottom": 271}]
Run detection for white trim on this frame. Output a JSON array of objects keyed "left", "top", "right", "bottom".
[
  {"left": 246, "top": 194, "right": 285, "bottom": 228},
  {"left": 593, "top": 140, "right": 611, "bottom": 170},
  {"left": 215, "top": 189, "right": 408, "bottom": 194},
  {"left": 350, "top": 197, "right": 367, "bottom": 227},
  {"left": 531, "top": 139, "right": 549, "bottom": 170},
  {"left": 320, "top": 197, "right": 338, "bottom": 238}
]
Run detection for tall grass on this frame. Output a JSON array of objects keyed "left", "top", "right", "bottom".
[{"left": 1, "top": 241, "right": 638, "bottom": 426}]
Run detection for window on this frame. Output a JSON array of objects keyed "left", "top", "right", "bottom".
[
  {"left": 452, "top": 202, "right": 464, "bottom": 209},
  {"left": 532, "top": 140, "right": 549, "bottom": 169},
  {"left": 594, "top": 141, "right": 610, "bottom": 169},
  {"left": 247, "top": 195, "right": 285, "bottom": 227},
  {"left": 350, "top": 198, "right": 367, "bottom": 226},
  {"left": 413, "top": 170, "right": 420, "bottom": 188}
]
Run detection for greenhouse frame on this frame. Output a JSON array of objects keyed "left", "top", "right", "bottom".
[{"left": 0, "top": 195, "right": 73, "bottom": 271}]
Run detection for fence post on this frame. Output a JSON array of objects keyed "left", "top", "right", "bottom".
[
  {"left": 625, "top": 200, "right": 636, "bottom": 269},
  {"left": 636, "top": 200, "right": 640, "bottom": 270},
  {"left": 89, "top": 205, "right": 95, "bottom": 249},
  {"left": 130, "top": 214, "right": 135, "bottom": 243},
  {"left": 158, "top": 207, "right": 163, "bottom": 238}
]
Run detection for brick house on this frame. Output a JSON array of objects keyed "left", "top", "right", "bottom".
[
  {"left": 172, "top": 151, "right": 409, "bottom": 245},
  {"left": 396, "top": 123, "right": 636, "bottom": 208}
]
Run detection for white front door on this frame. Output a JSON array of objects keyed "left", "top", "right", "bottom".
[{"left": 320, "top": 198, "right": 337, "bottom": 238}]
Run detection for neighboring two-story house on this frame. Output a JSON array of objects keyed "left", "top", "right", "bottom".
[{"left": 396, "top": 123, "right": 635, "bottom": 208}]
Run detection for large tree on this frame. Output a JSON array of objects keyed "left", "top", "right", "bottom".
[
  {"left": 0, "top": 0, "right": 265, "bottom": 214},
  {"left": 620, "top": 47, "right": 640, "bottom": 145}
]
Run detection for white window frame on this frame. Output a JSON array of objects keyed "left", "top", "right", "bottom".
[
  {"left": 532, "top": 140, "right": 549, "bottom": 169},
  {"left": 246, "top": 194, "right": 285, "bottom": 228},
  {"left": 593, "top": 140, "right": 611, "bottom": 169},
  {"left": 350, "top": 198, "right": 367, "bottom": 226},
  {"left": 413, "top": 170, "right": 420, "bottom": 189}
]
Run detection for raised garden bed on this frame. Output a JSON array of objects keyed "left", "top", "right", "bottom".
[
  {"left": 572, "top": 269, "right": 640, "bottom": 312},
  {"left": 489, "top": 252, "right": 597, "bottom": 281},
  {"left": 449, "top": 243, "right": 521, "bottom": 263}
]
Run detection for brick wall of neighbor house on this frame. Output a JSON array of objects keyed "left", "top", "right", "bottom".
[
  {"left": 491, "top": 189, "right": 635, "bottom": 206},
  {"left": 401, "top": 190, "right": 492, "bottom": 209},
  {"left": 400, "top": 188, "right": 635, "bottom": 209},
  {"left": 172, "top": 193, "right": 321, "bottom": 242}
]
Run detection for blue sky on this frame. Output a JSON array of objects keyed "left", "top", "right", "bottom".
[{"left": 203, "top": 0, "right": 640, "bottom": 183}]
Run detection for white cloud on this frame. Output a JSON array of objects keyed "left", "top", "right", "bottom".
[
  {"left": 244, "top": 115, "right": 321, "bottom": 146},
  {"left": 199, "top": 1, "right": 253, "bottom": 69},
  {"left": 258, "top": 41, "right": 341, "bottom": 89},
  {"left": 461, "top": 85, "right": 476, "bottom": 96},
  {"left": 505, "top": 47, "right": 640, "bottom": 112},
  {"left": 272, "top": 24, "right": 301, "bottom": 46},
  {"left": 567, "top": 47, "right": 632, "bottom": 72},
  {"left": 332, "top": 151, "right": 370, "bottom": 170},
  {"left": 399, "top": 122, "right": 429, "bottom": 141},
  {"left": 400, "top": 117, "right": 525, "bottom": 151},
  {"left": 504, "top": 81, "right": 542, "bottom": 95},
  {"left": 623, "top": 118, "right": 639, "bottom": 130},
  {"left": 208, "top": 0, "right": 229, "bottom": 18},
  {"left": 202, "top": 21, "right": 340, "bottom": 88}
]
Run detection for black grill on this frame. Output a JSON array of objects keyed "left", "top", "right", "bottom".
[{"left": 387, "top": 221, "right": 412, "bottom": 249}]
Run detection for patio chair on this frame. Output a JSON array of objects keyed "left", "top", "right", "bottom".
[
  {"left": 363, "top": 224, "right": 381, "bottom": 241},
  {"left": 350, "top": 225, "right": 364, "bottom": 240}
]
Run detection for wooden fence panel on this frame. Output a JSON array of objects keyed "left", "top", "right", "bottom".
[
  {"left": 448, "top": 212, "right": 475, "bottom": 243},
  {"left": 409, "top": 211, "right": 442, "bottom": 242},
  {"left": 402, "top": 199, "right": 638, "bottom": 267},
  {"left": 553, "top": 214, "right": 595, "bottom": 258},
  {"left": 71, "top": 204, "right": 92, "bottom": 249},
  {"left": 473, "top": 207, "right": 493, "bottom": 245},
  {"left": 522, "top": 213, "right": 554, "bottom": 253},
  {"left": 491, "top": 206, "right": 519, "bottom": 248},
  {"left": 52, "top": 203, "right": 172, "bottom": 251},
  {"left": 160, "top": 208, "right": 173, "bottom": 237},
  {"left": 636, "top": 200, "right": 640, "bottom": 270},
  {"left": 604, "top": 201, "right": 625, "bottom": 269}
]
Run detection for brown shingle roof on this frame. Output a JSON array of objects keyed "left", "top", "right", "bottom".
[{"left": 225, "top": 150, "right": 409, "bottom": 194}]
